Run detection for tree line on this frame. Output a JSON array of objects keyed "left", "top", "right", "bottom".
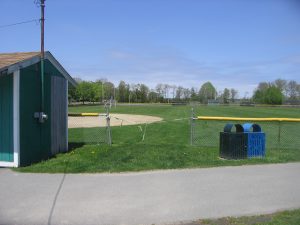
[
  {"left": 253, "top": 79, "right": 300, "bottom": 105},
  {"left": 69, "top": 78, "right": 239, "bottom": 104},
  {"left": 69, "top": 78, "right": 300, "bottom": 105}
]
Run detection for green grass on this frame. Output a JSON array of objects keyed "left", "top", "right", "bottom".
[
  {"left": 16, "top": 104, "right": 300, "bottom": 173},
  {"left": 196, "top": 209, "right": 300, "bottom": 225},
  {"left": 69, "top": 104, "right": 300, "bottom": 120}
]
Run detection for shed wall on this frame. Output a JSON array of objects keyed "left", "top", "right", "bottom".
[
  {"left": 19, "top": 60, "right": 66, "bottom": 166},
  {"left": 19, "top": 64, "right": 51, "bottom": 166}
]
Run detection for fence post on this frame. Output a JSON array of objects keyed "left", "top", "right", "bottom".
[
  {"left": 277, "top": 121, "right": 282, "bottom": 154},
  {"left": 190, "top": 108, "right": 195, "bottom": 146},
  {"left": 277, "top": 121, "right": 281, "bottom": 150},
  {"left": 104, "top": 102, "right": 112, "bottom": 146},
  {"left": 106, "top": 115, "right": 112, "bottom": 146}
]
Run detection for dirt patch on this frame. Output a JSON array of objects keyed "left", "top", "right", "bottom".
[{"left": 68, "top": 114, "right": 163, "bottom": 128}]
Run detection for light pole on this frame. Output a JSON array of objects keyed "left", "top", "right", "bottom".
[
  {"left": 102, "top": 82, "right": 104, "bottom": 103},
  {"left": 114, "top": 86, "right": 116, "bottom": 108},
  {"left": 129, "top": 93, "right": 131, "bottom": 104}
]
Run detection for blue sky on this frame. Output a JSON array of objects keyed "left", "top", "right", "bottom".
[{"left": 1, "top": 0, "right": 300, "bottom": 97}]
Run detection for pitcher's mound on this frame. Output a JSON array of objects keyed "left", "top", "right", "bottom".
[{"left": 68, "top": 114, "right": 163, "bottom": 128}]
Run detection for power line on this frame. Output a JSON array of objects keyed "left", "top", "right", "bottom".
[{"left": 0, "top": 19, "right": 39, "bottom": 29}]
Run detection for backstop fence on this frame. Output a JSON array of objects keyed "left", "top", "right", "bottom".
[
  {"left": 68, "top": 111, "right": 112, "bottom": 146},
  {"left": 190, "top": 110, "right": 300, "bottom": 151}
]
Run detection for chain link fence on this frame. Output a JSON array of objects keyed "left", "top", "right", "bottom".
[
  {"left": 68, "top": 105, "right": 112, "bottom": 146},
  {"left": 190, "top": 109, "right": 300, "bottom": 159}
]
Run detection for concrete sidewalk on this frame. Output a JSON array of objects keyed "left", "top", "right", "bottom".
[{"left": 0, "top": 163, "right": 300, "bottom": 225}]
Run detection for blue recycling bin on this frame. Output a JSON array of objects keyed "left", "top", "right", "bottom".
[
  {"left": 243, "top": 123, "right": 266, "bottom": 158},
  {"left": 220, "top": 123, "right": 266, "bottom": 159}
]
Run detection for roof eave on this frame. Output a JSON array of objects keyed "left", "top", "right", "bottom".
[
  {"left": 44, "top": 52, "right": 77, "bottom": 87},
  {"left": 0, "top": 55, "right": 41, "bottom": 74},
  {"left": 0, "top": 52, "right": 77, "bottom": 87}
]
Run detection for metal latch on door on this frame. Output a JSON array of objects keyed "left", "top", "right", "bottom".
[{"left": 34, "top": 112, "right": 48, "bottom": 123}]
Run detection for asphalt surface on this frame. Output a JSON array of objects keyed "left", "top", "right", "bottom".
[{"left": 0, "top": 163, "right": 300, "bottom": 225}]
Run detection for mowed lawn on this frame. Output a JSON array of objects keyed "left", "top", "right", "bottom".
[
  {"left": 197, "top": 209, "right": 300, "bottom": 225},
  {"left": 16, "top": 104, "right": 300, "bottom": 173}
]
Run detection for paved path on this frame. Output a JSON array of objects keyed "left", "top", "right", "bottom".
[{"left": 1, "top": 163, "right": 300, "bottom": 225}]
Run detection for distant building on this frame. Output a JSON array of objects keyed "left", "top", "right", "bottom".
[{"left": 207, "top": 99, "right": 220, "bottom": 105}]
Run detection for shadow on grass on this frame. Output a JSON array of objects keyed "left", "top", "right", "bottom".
[{"left": 68, "top": 142, "right": 85, "bottom": 151}]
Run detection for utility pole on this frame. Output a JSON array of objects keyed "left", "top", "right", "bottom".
[
  {"left": 40, "top": 0, "right": 45, "bottom": 112},
  {"left": 34, "top": 0, "right": 47, "bottom": 123},
  {"left": 41, "top": 0, "right": 45, "bottom": 59}
]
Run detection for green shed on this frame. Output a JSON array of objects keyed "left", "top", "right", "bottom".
[{"left": 0, "top": 52, "right": 76, "bottom": 167}]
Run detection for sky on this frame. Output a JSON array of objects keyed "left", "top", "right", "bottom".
[{"left": 1, "top": 0, "right": 300, "bottom": 97}]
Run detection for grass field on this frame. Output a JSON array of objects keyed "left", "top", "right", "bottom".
[
  {"left": 16, "top": 104, "right": 300, "bottom": 173},
  {"left": 195, "top": 209, "right": 300, "bottom": 225}
]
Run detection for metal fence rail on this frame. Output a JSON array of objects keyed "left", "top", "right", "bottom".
[{"left": 191, "top": 114, "right": 300, "bottom": 151}]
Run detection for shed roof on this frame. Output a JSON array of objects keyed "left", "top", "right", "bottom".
[
  {"left": 0, "top": 51, "right": 76, "bottom": 86},
  {"left": 0, "top": 52, "right": 41, "bottom": 69}
]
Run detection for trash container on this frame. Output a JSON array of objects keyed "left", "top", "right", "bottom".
[
  {"left": 243, "top": 123, "right": 265, "bottom": 158},
  {"left": 219, "top": 124, "right": 247, "bottom": 159}
]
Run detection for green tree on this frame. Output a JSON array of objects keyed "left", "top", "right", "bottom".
[
  {"left": 274, "top": 79, "right": 287, "bottom": 95},
  {"left": 118, "top": 81, "right": 127, "bottom": 102},
  {"left": 253, "top": 89, "right": 264, "bottom": 103},
  {"left": 91, "top": 82, "right": 102, "bottom": 103},
  {"left": 198, "top": 82, "right": 217, "bottom": 104},
  {"left": 76, "top": 81, "right": 93, "bottom": 104},
  {"left": 129, "top": 90, "right": 137, "bottom": 103},
  {"left": 264, "top": 86, "right": 283, "bottom": 105},
  {"left": 139, "top": 84, "right": 149, "bottom": 103},
  {"left": 253, "top": 85, "right": 283, "bottom": 105},
  {"left": 230, "top": 88, "right": 238, "bottom": 102},
  {"left": 190, "top": 87, "right": 198, "bottom": 101},
  {"left": 253, "top": 82, "right": 270, "bottom": 104},
  {"left": 223, "top": 88, "right": 230, "bottom": 104},
  {"left": 103, "top": 82, "right": 115, "bottom": 100},
  {"left": 68, "top": 85, "right": 79, "bottom": 102},
  {"left": 148, "top": 91, "right": 159, "bottom": 102}
]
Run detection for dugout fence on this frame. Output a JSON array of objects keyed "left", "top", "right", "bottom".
[{"left": 68, "top": 112, "right": 112, "bottom": 146}]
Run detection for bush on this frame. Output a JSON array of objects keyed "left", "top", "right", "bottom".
[
  {"left": 253, "top": 86, "right": 283, "bottom": 105},
  {"left": 264, "top": 86, "right": 283, "bottom": 105}
]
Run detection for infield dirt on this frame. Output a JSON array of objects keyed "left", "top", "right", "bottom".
[{"left": 68, "top": 114, "right": 163, "bottom": 128}]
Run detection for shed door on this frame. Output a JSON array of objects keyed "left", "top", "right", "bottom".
[
  {"left": 51, "top": 76, "right": 67, "bottom": 154},
  {"left": 0, "top": 75, "right": 14, "bottom": 162}
]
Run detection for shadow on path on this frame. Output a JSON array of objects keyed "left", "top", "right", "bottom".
[{"left": 47, "top": 160, "right": 69, "bottom": 225}]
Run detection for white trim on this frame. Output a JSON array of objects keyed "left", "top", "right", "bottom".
[
  {"left": 45, "top": 52, "right": 77, "bottom": 87},
  {"left": 0, "top": 161, "right": 18, "bottom": 167},
  {"left": 13, "top": 70, "right": 20, "bottom": 167},
  {"left": 66, "top": 81, "right": 68, "bottom": 151}
]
